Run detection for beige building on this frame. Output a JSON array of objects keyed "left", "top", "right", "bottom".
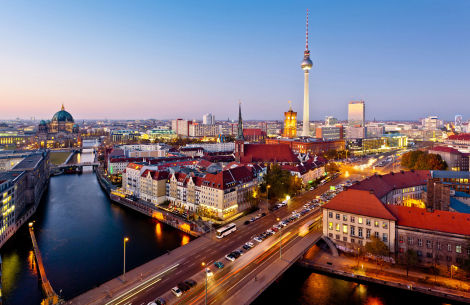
[
  {"left": 322, "top": 189, "right": 397, "bottom": 253},
  {"left": 139, "top": 170, "right": 169, "bottom": 205}
]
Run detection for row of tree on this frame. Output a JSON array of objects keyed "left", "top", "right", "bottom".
[{"left": 401, "top": 150, "right": 447, "bottom": 170}]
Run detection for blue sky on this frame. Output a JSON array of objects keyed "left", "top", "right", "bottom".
[{"left": 0, "top": 0, "right": 469, "bottom": 121}]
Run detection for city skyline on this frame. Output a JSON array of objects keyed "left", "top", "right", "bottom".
[{"left": 1, "top": 0, "right": 470, "bottom": 121}]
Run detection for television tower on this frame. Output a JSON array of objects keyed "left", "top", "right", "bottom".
[{"left": 301, "top": 9, "right": 313, "bottom": 137}]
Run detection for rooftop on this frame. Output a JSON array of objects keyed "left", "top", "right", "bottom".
[
  {"left": 429, "top": 146, "right": 462, "bottom": 155},
  {"left": 322, "top": 189, "right": 397, "bottom": 221},
  {"left": 448, "top": 133, "right": 470, "bottom": 141},
  {"left": 431, "top": 170, "right": 470, "bottom": 179},
  {"left": 388, "top": 205, "right": 470, "bottom": 236}
]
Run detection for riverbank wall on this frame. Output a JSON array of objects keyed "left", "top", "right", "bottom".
[
  {"left": 299, "top": 258, "right": 470, "bottom": 304},
  {"left": 95, "top": 169, "right": 205, "bottom": 237}
]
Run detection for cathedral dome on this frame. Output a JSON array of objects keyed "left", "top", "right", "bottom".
[{"left": 52, "top": 104, "right": 74, "bottom": 123}]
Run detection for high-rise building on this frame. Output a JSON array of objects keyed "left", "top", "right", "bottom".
[
  {"left": 283, "top": 101, "right": 297, "bottom": 138},
  {"left": 203, "top": 113, "right": 215, "bottom": 125},
  {"left": 325, "top": 116, "right": 338, "bottom": 126},
  {"left": 348, "top": 100, "right": 365, "bottom": 127},
  {"left": 422, "top": 116, "right": 442, "bottom": 131},
  {"left": 301, "top": 10, "right": 313, "bottom": 137},
  {"left": 455, "top": 115, "right": 463, "bottom": 131}
]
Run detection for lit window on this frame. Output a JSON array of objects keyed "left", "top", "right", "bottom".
[
  {"left": 374, "top": 221, "right": 379, "bottom": 228},
  {"left": 456, "top": 245, "right": 462, "bottom": 253},
  {"left": 343, "top": 224, "right": 348, "bottom": 234},
  {"left": 328, "top": 222, "right": 333, "bottom": 230},
  {"left": 358, "top": 217, "right": 363, "bottom": 224},
  {"left": 335, "top": 223, "right": 340, "bottom": 232}
]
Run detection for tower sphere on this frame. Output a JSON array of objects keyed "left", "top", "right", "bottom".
[{"left": 301, "top": 57, "right": 313, "bottom": 70}]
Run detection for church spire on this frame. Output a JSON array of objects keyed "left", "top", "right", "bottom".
[{"left": 236, "top": 101, "right": 244, "bottom": 141}]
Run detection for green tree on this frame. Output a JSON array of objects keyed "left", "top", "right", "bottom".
[
  {"left": 262, "top": 164, "right": 301, "bottom": 205},
  {"left": 365, "top": 236, "right": 389, "bottom": 267},
  {"left": 402, "top": 249, "right": 418, "bottom": 277}
]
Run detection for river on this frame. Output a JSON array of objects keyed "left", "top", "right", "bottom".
[{"left": 0, "top": 149, "right": 461, "bottom": 305}]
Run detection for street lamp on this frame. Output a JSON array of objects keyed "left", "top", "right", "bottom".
[
  {"left": 276, "top": 217, "right": 282, "bottom": 259},
  {"left": 123, "top": 237, "right": 129, "bottom": 278},
  {"left": 202, "top": 262, "right": 207, "bottom": 305},
  {"left": 451, "top": 264, "right": 458, "bottom": 279}
]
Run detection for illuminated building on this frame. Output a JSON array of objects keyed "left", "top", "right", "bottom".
[
  {"left": 266, "top": 137, "right": 345, "bottom": 155},
  {"left": 36, "top": 104, "right": 80, "bottom": 148},
  {"left": 301, "top": 10, "right": 313, "bottom": 137},
  {"left": 348, "top": 100, "right": 365, "bottom": 127},
  {"left": 282, "top": 102, "right": 297, "bottom": 138},
  {"left": 316, "top": 125, "right": 344, "bottom": 141}
]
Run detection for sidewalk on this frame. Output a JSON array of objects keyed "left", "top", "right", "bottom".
[{"left": 302, "top": 249, "right": 470, "bottom": 303}]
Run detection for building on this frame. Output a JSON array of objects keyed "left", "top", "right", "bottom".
[
  {"left": 366, "top": 124, "right": 385, "bottom": 138},
  {"left": 429, "top": 146, "right": 469, "bottom": 171},
  {"left": 184, "top": 143, "right": 235, "bottom": 153},
  {"left": 243, "top": 129, "right": 267, "bottom": 143},
  {"left": 430, "top": 170, "right": 470, "bottom": 195},
  {"left": 189, "top": 123, "right": 222, "bottom": 138},
  {"left": 348, "top": 101, "right": 365, "bottom": 127},
  {"left": 422, "top": 116, "right": 443, "bottom": 131},
  {"left": 282, "top": 102, "right": 297, "bottom": 138},
  {"left": 322, "top": 189, "right": 397, "bottom": 253},
  {"left": 37, "top": 105, "right": 80, "bottom": 148},
  {"left": 346, "top": 126, "right": 366, "bottom": 139},
  {"left": 315, "top": 125, "right": 344, "bottom": 141},
  {"left": 120, "top": 144, "right": 171, "bottom": 158},
  {"left": 389, "top": 206, "right": 470, "bottom": 267},
  {"left": 426, "top": 178, "right": 451, "bottom": 211},
  {"left": 110, "top": 130, "right": 141, "bottom": 143},
  {"left": 445, "top": 133, "right": 470, "bottom": 152},
  {"left": 203, "top": 113, "right": 215, "bottom": 125},
  {"left": 325, "top": 116, "right": 338, "bottom": 126},
  {"left": 139, "top": 170, "right": 169, "bottom": 205},
  {"left": 300, "top": 11, "right": 313, "bottom": 137},
  {"left": 455, "top": 115, "right": 464, "bottom": 131},
  {"left": 266, "top": 138, "right": 345, "bottom": 155}
]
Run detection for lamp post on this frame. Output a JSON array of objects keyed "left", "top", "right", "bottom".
[
  {"left": 266, "top": 185, "right": 271, "bottom": 211},
  {"left": 451, "top": 264, "right": 458, "bottom": 279},
  {"left": 202, "top": 262, "right": 207, "bottom": 305},
  {"left": 276, "top": 217, "right": 282, "bottom": 259},
  {"left": 123, "top": 237, "right": 129, "bottom": 278}
]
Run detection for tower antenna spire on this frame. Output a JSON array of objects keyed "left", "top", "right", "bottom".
[{"left": 305, "top": 9, "right": 309, "bottom": 51}]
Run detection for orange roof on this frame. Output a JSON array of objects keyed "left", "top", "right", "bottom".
[
  {"left": 322, "top": 189, "right": 397, "bottom": 221},
  {"left": 448, "top": 133, "right": 470, "bottom": 141},
  {"left": 127, "top": 163, "right": 143, "bottom": 170},
  {"left": 388, "top": 206, "right": 470, "bottom": 236}
]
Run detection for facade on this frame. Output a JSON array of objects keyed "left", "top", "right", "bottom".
[
  {"left": 139, "top": 170, "right": 170, "bottom": 205},
  {"left": 110, "top": 130, "right": 141, "bottom": 143},
  {"left": 37, "top": 105, "right": 80, "bottom": 148},
  {"left": 422, "top": 116, "right": 443, "bottom": 131},
  {"left": 430, "top": 170, "right": 470, "bottom": 195},
  {"left": 429, "top": 146, "right": 469, "bottom": 171},
  {"left": 120, "top": 144, "right": 170, "bottom": 158},
  {"left": 348, "top": 101, "right": 365, "bottom": 127},
  {"left": 282, "top": 103, "right": 297, "bottom": 138},
  {"left": 243, "top": 129, "right": 267, "bottom": 143},
  {"left": 325, "top": 116, "right": 338, "bottom": 126},
  {"left": 346, "top": 126, "right": 366, "bottom": 139},
  {"left": 322, "top": 189, "right": 397, "bottom": 253},
  {"left": 366, "top": 125, "right": 385, "bottom": 138},
  {"left": 445, "top": 133, "right": 470, "bottom": 153},
  {"left": 184, "top": 143, "right": 235, "bottom": 153},
  {"left": 266, "top": 138, "right": 345, "bottom": 155},
  {"left": 203, "top": 113, "right": 215, "bottom": 125},
  {"left": 189, "top": 123, "right": 222, "bottom": 138},
  {"left": 316, "top": 125, "right": 344, "bottom": 141},
  {"left": 171, "top": 119, "right": 192, "bottom": 137}
]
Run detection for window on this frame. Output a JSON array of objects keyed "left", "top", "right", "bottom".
[
  {"left": 343, "top": 215, "right": 348, "bottom": 221},
  {"left": 350, "top": 226, "right": 355, "bottom": 236},
  {"left": 350, "top": 216, "right": 355, "bottom": 223},
  {"left": 358, "top": 217, "right": 363, "bottom": 224},
  {"left": 343, "top": 224, "right": 348, "bottom": 234},
  {"left": 328, "top": 212, "right": 333, "bottom": 218},
  {"left": 417, "top": 250, "right": 422, "bottom": 257},
  {"left": 426, "top": 252, "right": 433, "bottom": 258},
  {"left": 343, "top": 236, "right": 347, "bottom": 242},
  {"left": 448, "top": 244, "right": 452, "bottom": 252},
  {"left": 383, "top": 233, "right": 388, "bottom": 243},
  {"left": 374, "top": 232, "right": 379, "bottom": 239},
  {"left": 418, "top": 239, "right": 423, "bottom": 247},
  {"left": 358, "top": 227, "right": 363, "bottom": 238},
  {"left": 408, "top": 237, "right": 413, "bottom": 245},
  {"left": 366, "top": 219, "right": 371, "bottom": 226},
  {"left": 399, "top": 236, "right": 404, "bottom": 243},
  {"left": 336, "top": 213, "right": 340, "bottom": 220},
  {"left": 329, "top": 233, "right": 333, "bottom": 238},
  {"left": 382, "top": 222, "right": 388, "bottom": 229},
  {"left": 426, "top": 240, "right": 432, "bottom": 249},
  {"left": 328, "top": 222, "right": 333, "bottom": 230},
  {"left": 336, "top": 234, "right": 340, "bottom": 240},
  {"left": 351, "top": 238, "right": 355, "bottom": 243},
  {"left": 366, "top": 229, "right": 371, "bottom": 239},
  {"left": 374, "top": 221, "right": 379, "bottom": 228},
  {"left": 456, "top": 245, "right": 462, "bottom": 253},
  {"left": 335, "top": 224, "right": 340, "bottom": 232}
]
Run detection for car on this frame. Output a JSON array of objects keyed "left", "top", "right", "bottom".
[
  {"left": 245, "top": 242, "right": 254, "bottom": 248},
  {"left": 271, "top": 227, "right": 279, "bottom": 232},
  {"left": 244, "top": 220, "right": 251, "bottom": 225},
  {"left": 177, "top": 282, "right": 191, "bottom": 292},
  {"left": 236, "top": 249, "right": 244, "bottom": 256},
  {"left": 171, "top": 287, "right": 182, "bottom": 297},
  {"left": 185, "top": 279, "right": 197, "bottom": 287},
  {"left": 225, "top": 254, "right": 235, "bottom": 261},
  {"left": 261, "top": 212, "right": 266, "bottom": 217},
  {"left": 205, "top": 268, "right": 213, "bottom": 277},
  {"left": 231, "top": 251, "right": 241, "bottom": 258},
  {"left": 254, "top": 236, "right": 263, "bottom": 243},
  {"left": 147, "top": 302, "right": 157, "bottom": 305},
  {"left": 155, "top": 298, "right": 166, "bottom": 305},
  {"left": 214, "top": 261, "right": 224, "bottom": 268},
  {"left": 266, "top": 229, "right": 274, "bottom": 234},
  {"left": 243, "top": 244, "right": 250, "bottom": 250},
  {"left": 250, "top": 217, "right": 255, "bottom": 222}
]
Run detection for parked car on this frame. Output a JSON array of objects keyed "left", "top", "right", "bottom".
[
  {"left": 214, "top": 261, "right": 224, "bottom": 268},
  {"left": 185, "top": 279, "right": 197, "bottom": 287},
  {"left": 254, "top": 236, "right": 263, "bottom": 243},
  {"left": 171, "top": 287, "right": 182, "bottom": 297},
  {"left": 155, "top": 298, "right": 166, "bottom": 305},
  {"left": 245, "top": 242, "right": 254, "bottom": 248},
  {"left": 225, "top": 254, "right": 235, "bottom": 261},
  {"left": 244, "top": 220, "right": 251, "bottom": 225},
  {"left": 177, "top": 282, "right": 191, "bottom": 292}
]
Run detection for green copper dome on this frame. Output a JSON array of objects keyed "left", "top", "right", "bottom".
[{"left": 52, "top": 104, "right": 74, "bottom": 123}]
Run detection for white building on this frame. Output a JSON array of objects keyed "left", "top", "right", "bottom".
[{"left": 203, "top": 113, "right": 215, "bottom": 125}]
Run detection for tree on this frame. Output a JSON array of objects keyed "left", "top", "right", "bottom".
[
  {"left": 365, "top": 237, "right": 389, "bottom": 267},
  {"left": 402, "top": 249, "right": 418, "bottom": 277},
  {"left": 262, "top": 164, "right": 301, "bottom": 205},
  {"left": 325, "top": 162, "right": 340, "bottom": 174},
  {"left": 401, "top": 150, "right": 447, "bottom": 170}
]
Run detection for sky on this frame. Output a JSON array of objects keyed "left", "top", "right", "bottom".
[{"left": 0, "top": 0, "right": 469, "bottom": 121}]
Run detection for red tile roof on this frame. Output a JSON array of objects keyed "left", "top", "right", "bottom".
[
  {"left": 448, "top": 133, "right": 470, "bottom": 141},
  {"left": 323, "top": 189, "right": 397, "bottom": 221},
  {"left": 127, "top": 163, "right": 144, "bottom": 170},
  {"left": 241, "top": 144, "right": 297, "bottom": 163},
  {"left": 429, "top": 146, "right": 462, "bottom": 155},
  {"left": 350, "top": 170, "right": 430, "bottom": 199},
  {"left": 243, "top": 129, "right": 266, "bottom": 137},
  {"left": 141, "top": 170, "right": 169, "bottom": 180},
  {"left": 387, "top": 206, "right": 470, "bottom": 236},
  {"left": 203, "top": 165, "right": 254, "bottom": 190}
]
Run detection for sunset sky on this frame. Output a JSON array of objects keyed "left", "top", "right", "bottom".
[{"left": 1, "top": 0, "right": 469, "bottom": 121}]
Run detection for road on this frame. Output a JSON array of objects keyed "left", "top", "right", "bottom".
[{"left": 104, "top": 178, "right": 340, "bottom": 305}]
